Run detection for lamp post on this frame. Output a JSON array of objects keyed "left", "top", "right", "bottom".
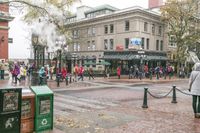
[
  {"left": 31, "top": 34, "right": 46, "bottom": 86},
  {"left": 138, "top": 48, "right": 145, "bottom": 79},
  {"left": 55, "top": 37, "right": 66, "bottom": 87}
]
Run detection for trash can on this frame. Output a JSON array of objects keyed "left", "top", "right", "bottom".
[
  {"left": 21, "top": 88, "right": 35, "bottom": 133},
  {"left": 30, "top": 85, "right": 54, "bottom": 132},
  {"left": 0, "top": 88, "right": 22, "bottom": 133}
]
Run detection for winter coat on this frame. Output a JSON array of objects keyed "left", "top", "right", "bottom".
[
  {"left": 117, "top": 67, "right": 121, "bottom": 76},
  {"left": 61, "top": 68, "right": 67, "bottom": 78},
  {"left": 189, "top": 63, "right": 200, "bottom": 96},
  {"left": 13, "top": 65, "right": 20, "bottom": 76},
  {"left": 39, "top": 67, "right": 46, "bottom": 78}
]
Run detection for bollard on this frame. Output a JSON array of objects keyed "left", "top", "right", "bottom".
[
  {"left": 171, "top": 85, "right": 177, "bottom": 103},
  {"left": 169, "top": 73, "right": 172, "bottom": 79},
  {"left": 150, "top": 73, "right": 152, "bottom": 80},
  {"left": 57, "top": 73, "right": 60, "bottom": 87},
  {"left": 69, "top": 74, "right": 72, "bottom": 83},
  {"left": 142, "top": 87, "right": 148, "bottom": 108},
  {"left": 156, "top": 73, "right": 159, "bottom": 80},
  {"left": 66, "top": 76, "right": 68, "bottom": 86},
  {"left": 164, "top": 73, "right": 166, "bottom": 79}
]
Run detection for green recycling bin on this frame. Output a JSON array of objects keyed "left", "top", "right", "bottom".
[
  {"left": 30, "top": 85, "right": 54, "bottom": 132},
  {"left": 0, "top": 88, "right": 22, "bottom": 133}
]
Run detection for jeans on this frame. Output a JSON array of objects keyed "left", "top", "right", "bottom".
[{"left": 193, "top": 95, "right": 200, "bottom": 114}]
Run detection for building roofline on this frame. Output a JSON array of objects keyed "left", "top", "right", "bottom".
[
  {"left": 84, "top": 4, "right": 119, "bottom": 14},
  {"left": 65, "top": 6, "right": 161, "bottom": 26}
]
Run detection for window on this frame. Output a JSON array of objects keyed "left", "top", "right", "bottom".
[
  {"left": 125, "top": 20, "right": 129, "bottom": 31},
  {"left": 73, "top": 43, "right": 77, "bottom": 51},
  {"left": 144, "top": 22, "right": 148, "bottom": 32},
  {"left": 73, "top": 30, "right": 79, "bottom": 38},
  {"left": 152, "top": 24, "right": 155, "bottom": 34},
  {"left": 87, "top": 28, "right": 91, "bottom": 36},
  {"left": 158, "top": 26, "right": 162, "bottom": 35},
  {"left": 160, "top": 40, "right": 163, "bottom": 51},
  {"left": 104, "top": 39, "right": 108, "bottom": 50},
  {"left": 125, "top": 38, "right": 129, "bottom": 49},
  {"left": 169, "top": 35, "right": 176, "bottom": 47},
  {"left": 110, "top": 39, "right": 114, "bottom": 50},
  {"left": 156, "top": 40, "right": 159, "bottom": 50},
  {"left": 92, "top": 40, "right": 95, "bottom": 50},
  {"left": 77, "top": 44, "right": 80, "bottom": 51},
  {"left": 146, "top": 38, "right": 149, "bottom": 50},
  {"left": 110, "top": 24, "right": 114, "bottom": 33},
  {"left": 92, "top": 27, "right": 96, "bottom": 35},
  {"left": 87, "top": 41, "right": 90, "bottom": 50},
  {"left": 141, "top": 38, "right": 145, "bottom": 49},
  {"left": 104, "top": 25, "right": 108, "bottom": 34}
]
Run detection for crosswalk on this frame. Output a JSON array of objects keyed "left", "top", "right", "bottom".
[{"left": 53, "top": 93, "right": 118, "bottom": 116}]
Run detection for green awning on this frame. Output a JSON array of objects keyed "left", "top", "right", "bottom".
[
  {"left": 96, "top": 60, "right": 111, "bottom": 66},
  {"left": 102, "top": 54, "right": 168, "bottom": 61}
]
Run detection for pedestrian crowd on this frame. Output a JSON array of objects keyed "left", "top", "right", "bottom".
[{"left": 127, "top": 64, "right": 175, "bottom": 80}]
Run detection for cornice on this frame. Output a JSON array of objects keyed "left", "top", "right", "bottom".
[
  {"left": 0, "top": 26, "right": 10, "bottom": 30},
  {"left": 65, "top": 8, "right": 161, "bottom": 28},
  {"left": 0, "top": 16, "right": 14, "bottom": 21}
]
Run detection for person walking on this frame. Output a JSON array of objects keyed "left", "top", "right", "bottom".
[
  {"left": 88, "top": 67, "right": 94, "bottom": 80},
  {"left": 0, "top": 60, "right": 5, "bottom": 80},
  {"left": 78, "top": 66, "right": 84, "bottom": 81},
  {"left": 13, "top": 64, "right": 20, "bottom": 84},
  {"left": 189, "top": 62, "right": 200, "bottom": 118},
  {"left": 74, "top": 64, "right": 79, "bottom": 82},
  {"left": 39, "top": 67, "right": 46, "bottom": 85},
  {"left": 61, "top": 67, "right": 67, "bottom": 81},
  {"left": 117, "top": 66, "right": 121, "bottom": 79},
  {"left": 129, "top": 66, "right": 133, "bottom": 79}
]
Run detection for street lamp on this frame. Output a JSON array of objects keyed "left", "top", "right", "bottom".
[
  {"left": 55, "top": 36, "right": 66, "bottom": 87},
  {"left": 138, "top": 48, "right": 145, "bottom": 79},
  {"left": 31, "top": 34, "right": 47, "bottom": 85}
]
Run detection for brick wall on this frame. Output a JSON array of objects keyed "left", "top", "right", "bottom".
[
  {"left": 0, "top": 4, "right": 9, "bottom": 59},
  {"left": 0, "top": 30, "right": 8, "bottom": 59},
  {"left": 0, "top": 4, "right": 9, "bottom": 12},
  {"left": 0, "top": 21, "right": 8, "bottom": 27}
]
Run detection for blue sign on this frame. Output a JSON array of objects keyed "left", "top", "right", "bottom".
[{"left": 130, "top": 38, "right": 141, "bottom": 45}]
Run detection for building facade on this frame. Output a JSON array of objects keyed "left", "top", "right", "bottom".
[
  {"left": 0, "top": 3, "right": 13, "bottom": 60},
  {"left": 64, "top": 5, "right": 168, "bottom": 73}
]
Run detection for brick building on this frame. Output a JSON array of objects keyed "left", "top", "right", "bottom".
[
  {"left": 148, "top": 0, "right": 164, "bottom": 9},
  {"left": 0, "top": 3, "right": 13, "bottom": 60}
]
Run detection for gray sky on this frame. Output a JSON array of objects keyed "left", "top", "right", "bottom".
[{"left": 9, "top": 0, "right": 148, "bottom": 59}]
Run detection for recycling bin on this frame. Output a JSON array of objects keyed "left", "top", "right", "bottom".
[
  {"left": 0, "top": 88, "right": 22, "bottom": 133},
  {"left": 21, "top": 88, "right": 35, "bottom": 133},
  {"left": 30, "top": 85, "right": 54, "bottom": 132}
]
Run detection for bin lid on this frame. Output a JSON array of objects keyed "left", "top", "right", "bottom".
[
  {"left": 22, "top": 88, "right": 35, "bottom": 98},
  {"left": 30, "top": 85, "right": 53, "bottom": 96}
]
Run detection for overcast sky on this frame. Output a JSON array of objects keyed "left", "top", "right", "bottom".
[{"left": 9, "top": 0, "right": 148, "bottom": 59}]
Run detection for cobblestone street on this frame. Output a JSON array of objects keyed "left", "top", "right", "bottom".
[{"left": 0, "top": 76, "right": 198, "bottom": 132}]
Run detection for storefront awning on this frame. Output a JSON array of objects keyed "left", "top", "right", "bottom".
[
  {"left": 146, "top": 56, "right": 168, "bottom": 60},
  {"left": 102, "top": 54, "right": 168, "bottom": 61}
]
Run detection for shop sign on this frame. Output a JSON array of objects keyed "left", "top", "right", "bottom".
[
  {"left": 129, "top": 38, "right": 141, "bottom": 49},
  {"left": 116, "top": 45, "right": 124, "bottom": 51}
]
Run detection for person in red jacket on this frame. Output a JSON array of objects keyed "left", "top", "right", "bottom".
[
  {"left": 61, "top": 67, "right": 67, "bottom": 81},
  {"left": 117, "top": 66, "right": 121, "bottom": 79},
  {"left": 78, "top": 66, "right": 84, "bottom": 81}
]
